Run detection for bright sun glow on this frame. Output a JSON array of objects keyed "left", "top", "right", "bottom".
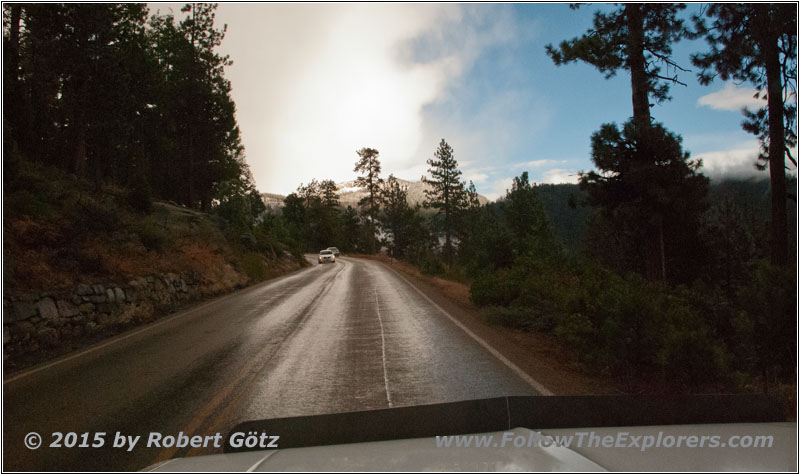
[{"left": 209, "top": 4, "right": 465, "bottom": 194}]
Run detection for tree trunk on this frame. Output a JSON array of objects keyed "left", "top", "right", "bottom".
[
  {"left": 186, "top": 126, "right": 196, "bottom": 207},
  {"left": 626, "top": 4, "right": 651, "bottom": 132},
  {"left": 369, "top": 182, "right": 377, "bottom": 253},
  {"left": 444, "top": 227, "right": 452, "bottom": 263},
  {"left": 187, "top": 3, "right": 198, "bottom": 209},
  {"left": 443, "top": 185, "right": 452, "bottom": 263},
  {"left": 5, "top": 5, "right": 23, "bottom": 149},
  {"left": 627, "top": 5, "right": 667, "bottom": 281},
  {"left": 8, "top": 5, "right": 21, "bottom": 77},
  {"left": 69, "top": 75, "right": 89, "bottom": 177},
  {"left": 72, "top": 125, "right": 87, "bottom": 178},
  {"left": 763, "top": 14, "right": 789, "bottom": 268},
  {"left": 658, "top": 217, "right": 666, "bottom": 281}
]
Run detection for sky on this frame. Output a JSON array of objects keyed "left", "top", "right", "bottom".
[{"left": 156, "top": 3, "right": 797, "bottom": 200}]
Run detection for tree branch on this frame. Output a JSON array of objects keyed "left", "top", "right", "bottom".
[
  {"left": 652, "top": 73, "right": 687, "bottom": 87},
  {"left": 785, "top": 146, "right": 797, "bottom": 167},
  {"left": 646, "top": 49, "right": 691, "bottom": 72}
]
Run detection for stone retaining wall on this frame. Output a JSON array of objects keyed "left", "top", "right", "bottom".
[{"left": 3, "top": 271, "right": 221, "bottom": 358}]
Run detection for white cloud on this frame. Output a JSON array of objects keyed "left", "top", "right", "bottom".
[
  {"left": 697, "top": 83, "right": 764, "bottom": 112},
  {"left": 523, "top": 159, "right": 566, "bottom": 168},
  {"left": 694, "top": 141, "right": 765, "bottom": 180},
  {"left": 393, "top": 162, "right": 430, "bottom": 183},
  {"left": 463, "top": 171, "right": 489, "bottom": 184},
  {"left": 693, "top": 141, "right": 799, "bottom": 180},
  {"left": 207, "top": 3, "right": 524, "bottom": 195},
  {"left": 483, "top": 177, "right": 514, "bottom": 201},
  {"left": 540, "top": 168, "right": 580, "bottom": 184},
  {"left": 407, "top": 5, "right": 546, "bottom": 183}
]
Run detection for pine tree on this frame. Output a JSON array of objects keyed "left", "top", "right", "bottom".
[
  {"left": 340, "top": 205, "right": 362, "bottom": 253},
  {"left": 691, "top": 3, "right": 797, "bottom": 268},
  {"left": 3, "top": 3, "right": 254, "bottom": 219},
  {"left": 381, "top": 175, "right": 413, "bottom": 258},
  {"left": 546, "top": 4, "right": 694, "bottom": 280},
  {"left": 316, "top": 179, "right": 342, "bottom": 249},
  {"left": 465, "top": 180, "right": 481, "bottom": 209},
  {"left": 546, "top": 4, "right": 689, "bottom": 131},
  {"left": 282, "top": 193, "right": 307, "bottom": 248},
  {"left": 319, "top": 179, "right": 339, "bottom": 209},
  {"left": 297, "top": 179, "right": 321, "bottom": 208},
  {"left": 6, "top": 4, "right": 153, "bottom": 179},
  {"left": 581, "top": 120, "right": 709, "bottom": 283},
  {"left": 353, "top": 147, "right": 383, "bottom": 253},
  {"left": 422, "top": 139, "right": 466, "bottom": 262},
  {"left": 502, "top": 172, "right": 555, "bottom": 258}
]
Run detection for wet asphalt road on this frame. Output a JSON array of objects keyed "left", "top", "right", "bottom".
[{"left": 3, "top": 257, "right": 537, "bottom": 471}]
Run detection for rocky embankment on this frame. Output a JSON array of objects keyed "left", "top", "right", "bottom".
[{"left": 3, "top": 259, "right": 301, "bottom": 371}]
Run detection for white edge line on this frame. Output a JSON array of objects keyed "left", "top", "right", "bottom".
[
  {"left": 382, "top": 263, "right": 554, "bottom": 396},
  {"left": 374, "top": 289, "right": 394, "bottom": 408}
]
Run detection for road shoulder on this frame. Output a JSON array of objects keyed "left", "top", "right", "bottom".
[{"left": 359, "top": 255, "right": 621, "bottom": 396}]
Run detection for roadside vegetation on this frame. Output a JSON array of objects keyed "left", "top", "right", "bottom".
[
  {"left": 3, "top": 4, "right": 304, "bottom": 294},
  {"left": 4, "top": 148, "right": 304, "bottom": 295}
]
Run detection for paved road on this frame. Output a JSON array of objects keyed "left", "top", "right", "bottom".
[{"left": 3, "top": 257, "right": 538, "bottom": 471}]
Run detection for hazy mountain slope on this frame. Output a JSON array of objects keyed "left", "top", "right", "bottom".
[{"left": 262, "top": 179, "right": 489, "bottom": 209}]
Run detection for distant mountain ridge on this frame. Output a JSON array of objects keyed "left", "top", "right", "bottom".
[{"left": 261, "top": 179, "right": 489, "bottom": 209}]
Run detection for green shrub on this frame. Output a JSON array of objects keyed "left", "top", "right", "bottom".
[
  {"left": 253, "top": 227, "right": 281, "bottom": 257},
  {"left": 470, "top": 269, "right": 521, "bottom": 307},
  {"left": 732, "top": 261, "right": 796, "bottom": 381},
  {"left": 657, "top": 308, "right": 730, "bottom": 387},
  {"left": 210, "top": 214, "right": 230, "bottom": 231},
  {"left": 238, "top": 251, "right": 267, "bottom": 281},
  {"left": 285, "top": 238, "right": 306, "bottom": 262},
  {"left": 469, "top": 252, "right": 734, "bottom": 386},
  {"left": 136, "top": 219, "right": 168, "bottom": 251},
  {"left": 442, "top": 262, "right": 470, "bottom": 283},
  {"left": 514, "top": 257, "right": 579, "bottom": 318},
  {"left": 78, "top": 197, "right": 120, "bottom": 234},
  {"left": 483, "top": 305, "right": 556, "bottom": 331},
  {"left": 420, "top": 255, "right": 445, "bottom": 276},
  {"left": 213, "top": 193, "right": 254, "bottom": 233},
  {"left": 239, "top": 232, "right": 257, "bottom": 250},
  {"left": 550, "top": 270, "right": 730, "bottom": 386},
  {"left": 5, "top": 158, "right": 53, "bottom": 197},
  {"left": 554, "top": 312, "right": 594, "bottom": 349}
]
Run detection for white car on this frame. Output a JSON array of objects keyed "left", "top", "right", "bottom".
[{"left": 318, "top": 249, "right": 335, "bottom": 264}]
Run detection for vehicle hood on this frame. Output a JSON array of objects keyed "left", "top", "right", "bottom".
[
  {"left": 144, "top": 395, "right": 794, "bottom": 472},
  {"left": 145, "top": 422, "right": 796, "bottom": 472}
]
